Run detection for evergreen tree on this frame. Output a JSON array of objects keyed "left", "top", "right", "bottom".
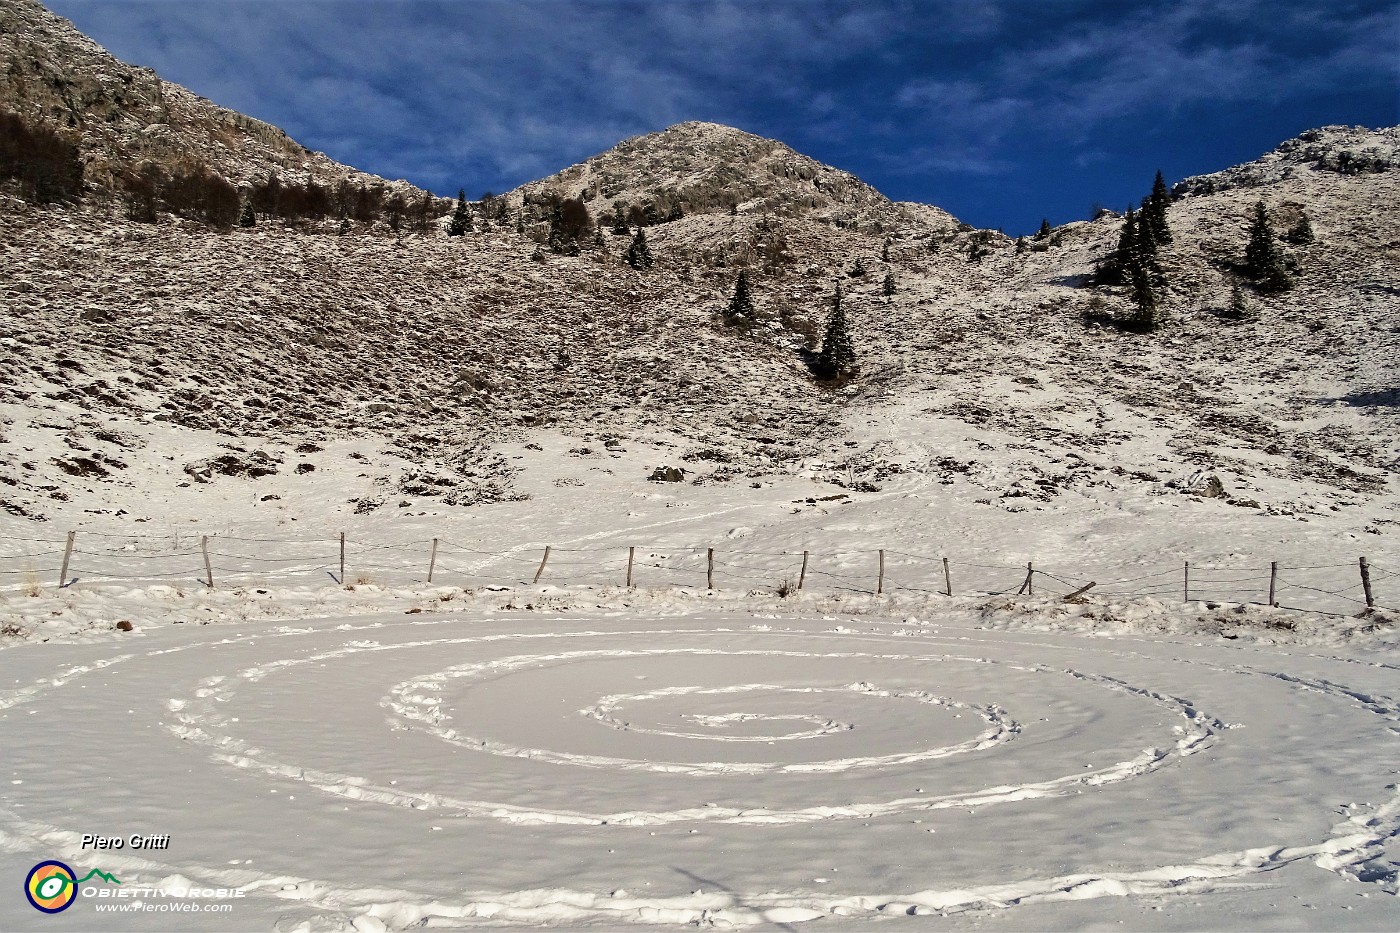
[
  {"left": 881, "top": 240, "right": 891, "bottom": 262},
  {"left": 238, "top": 198, "right": 256, "bottom": 228},
  {"left": 1015, "top": 235, "right": 1027, "bottom": 254},
  {"left": 1243, "top": 201, "right": 1291, "bottom": 293},
  {"left": 1097, "top": 206, "right": 1138, "bottom": 285},
  {"left": 610, "top": 200, "right": 631, "bottom": 234},
  {"left": 816, "top": 283, "right": 856, "bottom": 380},
  {"left": 727, "top": 268, "right": 755, "bottom": 321},
  {"left": 548, "top": 194, "right": 593, "bottom": 254},
  {"left": 883, "top": 271, "right": 896, "bottom": 296},
  {"left": 1146, "top": 170, "right": 1173, "bottom": 244},
  {"left": 1125, "top": 206, "right": 1161, "bottom": 330},
  {"left": 1135, "top": 196, "right": 1160, "bottom": 260},
  {"left": 967, "top": 231, "right": 989, "bottom": 263},
  {"left": 1127, "top": 251, "right": 1159, "bottom": 331},
  {"left": 447, "top": 188, "right": 471, "bottom": 236},
  {"left": 1035, "top": 218, "right": 1052, "bottom": 240},
  {"left": 1286, "top": 212, "right": 1314, "bottom": 245},
  {"left": 1225, "top": 278, "right": 1252, "bottom": 320},
  {"left": 625, "top": 227, "right": 653, "bottom": 269},
  {"left": 850, "top": 257, "right": 868, "bottom": 277}
]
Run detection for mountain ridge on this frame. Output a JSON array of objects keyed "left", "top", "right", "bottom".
[
  {"left": 0, "top": 0, "right": 428, "bottom": 201},
  {"left": 0, "top": 0, "right": 1396, "bottom": 551}
]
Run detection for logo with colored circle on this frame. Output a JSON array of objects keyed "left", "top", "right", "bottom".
[{"left": 25, "top": 860, "right": 77, "bottom": 913}]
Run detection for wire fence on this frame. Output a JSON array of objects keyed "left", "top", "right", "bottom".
[{"left": 0, "top": 530, "right": 1393, "bottom": 617}]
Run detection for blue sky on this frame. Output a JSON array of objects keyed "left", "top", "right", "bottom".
[{"left": 47, "top": 0, "right": 1398, "bottom": 234}]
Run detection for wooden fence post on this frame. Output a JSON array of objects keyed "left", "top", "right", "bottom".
[
  {"left": 58, "top": 530, "right": 75, "bottom": 588},
  {"left": 201, "top": 535, "right": 214, "bottom": 589},
  {"left": 533, "top": 546, "right": 552, "bottom": 584},
  {"left": 1359, "top": 556, "right": 1374, "bottom": 609},
  {"left": 1184, "top": 560, "right": 1190, "bottom": 602},
  {"left": 428, "top": 538, "right": 438, "bottom": 583},
  {"left": 1018, "top": 561, "right": 1034, "bottom": 596},
  {"left": 942, "top": 557, "right": 952, "bottom": 597},
  {"left": 798, "top": 550, "right": 808, "bottom": 591},
  {"left": 877, "top": 549, "right": 885, "bottom": 595},
  {"left": 339, "top": 532, "right": 346, "bottom": 584},
  {"left": 1064, "top": 581, "right": 1096, "bottom": 600},
  {"left": 707, "top": 548, "right": 714, "bottom": 590},
  {"left": 626, "top": 547, "right": 635, "bottom": 588},
  {"left": 1268, "top": 561, "right": 1278, "bottom": 606}
]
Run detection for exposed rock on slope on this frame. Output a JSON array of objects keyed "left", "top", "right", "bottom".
[
  {"left": 1174, "top": 125, "right": 1398, "bottom": 197},
  {"left": 0, "top": 0, "right": 420, "bottom": 196},
  {"left": 510, "top": 120, "right": 961, "bottom": 235},
  {"left": 0, "top": 2, "right": 1396, "bottom": 534}
]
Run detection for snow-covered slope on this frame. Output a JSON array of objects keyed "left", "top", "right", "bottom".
[{"left": 0, "top": 4, "right": 1396, "bottom": 605}]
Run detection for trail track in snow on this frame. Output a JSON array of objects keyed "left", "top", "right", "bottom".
[{"left": 1, "top": 610, "right": 1397, "bottom": 930}]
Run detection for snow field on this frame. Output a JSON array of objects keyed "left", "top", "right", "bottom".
[{"left": 1, "top": 609, "right": 1397, "bottom": 930}]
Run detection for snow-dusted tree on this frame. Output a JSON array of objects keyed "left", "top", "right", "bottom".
[
  {"left": 883, "top": 271, "right": 896, "bottom": 296},
  {"left": 625, "top": 227, "right": 654, "bottom": 269},
  {"left": 548, "top": 194, "right": 593, "bottom": 254},
  {"left": 611, "top": 211, "right": 631, "bottom": 235},
  {"left": 1286, "top": 212, "right": 1315, "bottom": 245},
  {"left": 726, "top": 268, "right": 755, "bottom": 321},
  {"left": 1127, "top": 249, "right": 1159, "bottom": 331},
  {"left": 1135, "top": 198, "right": 1160, "bottom": 262},
  {"left": 1145, "top": 170, "right": 1173, "bottom": 244},
  {"left": 881, "top": 239, "right": 891, "bottom": 262},
  {"left": 238, "top": 198, "right": 256, "bottom": 228},
  {"left": 967, "top": 231, "right": 989, "bottom": 263},
  {"left": 1243, "top": 201, "right": 1291, "bottom": 293},
  {"left": 1225, "top": 278, "right": 1253, "bottom": 320},
  {"left": 1124, "top": 207, "right": 1163, "bottom": 330},
  {"left": 448, "top": 189, "right": 471, "bottom": 236},
  {"left": 1097, "top": 206, "right": 1138, "bottom": 285},
  {"left": 816, "top": 283, "right": 856, "bottom": 380}
]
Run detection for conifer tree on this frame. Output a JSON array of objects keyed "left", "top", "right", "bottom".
[
  {"left": 883, "top": 271, "right": 896, "bottom": 296},
  {"left": 1127, "top": 250, "right": 1159, "bottom": 331},
  {"left": 1226, "top": 279, "right": 1252, "bottom": 320},
  {"left": 1146, "top": 170, "right": 1173, "bottom": 244},
  {"left": 816, "top": 283, "right": 856, "bottom": 380},
  {"left": 1243, "top": 201, "right": 1291, "bottom": 293},
  {"left": 1097, "top": 206, "right": 1138, "bottom": 285},
  {"left": 625, "top": 227, "right": 653, "bottom": 269},
  {"left": 238, "top": 198, "right": 256, "bottom": 228},
  {"left": 881, "top": 240, "right": 891, "bottom": 262},
  {"left": 1015, "top": 236, "right": 1027, "bottom": 254},
  {"left": 1124, "top": 206, "right": 1162, "bottom": 330},
  {"left": 610, "top": 200, "right": 630, "bottom": 234},
  {"left": 1135, "top": 196, "right": 1160, "bottom": 259},
  {"left": 967, "top": 232, "right": 988, "bottom": 263},
  {"left": 447, "top": 188, "right": 471, "bottom": 236},
  {"left": 727, "top": 268, "right": 755, "bottom": 321},
  {"left": 1286, "top": 212, "right": 1314, "bottom": 245},
  {"left": 1035, "top": 218, "right": 1052, "bottom": 240}
]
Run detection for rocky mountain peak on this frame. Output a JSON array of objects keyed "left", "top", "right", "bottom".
[{"left": 511, "top": 119, "right": 959, "bottom": 234}]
